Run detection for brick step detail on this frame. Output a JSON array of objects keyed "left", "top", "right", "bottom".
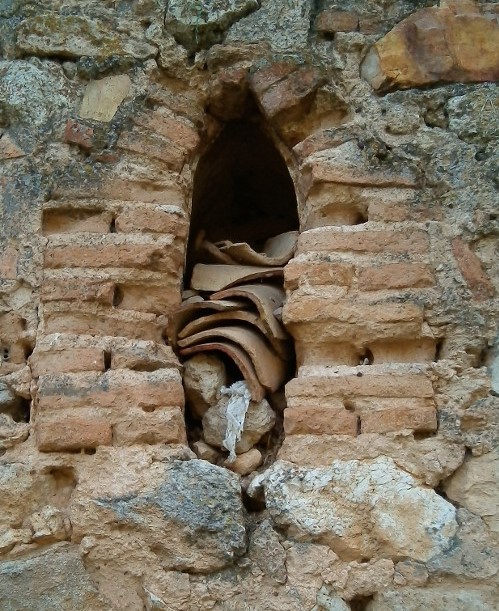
[
  {"left": 295, "top": 337, "right": 436, "bottom": 368},
  {"left": 35, "top": 405, "right": 186, "bottom": 451},
  {"left": 283, "top": 297, "right": 424, "bottom": 343},
  {"left": 41, "top": 279, "right": 181, "bottom": 315},
  {"left": 133, "top": 109, "right": 200, "bottom": 154},
  {"left": 36, "top": 369, "right": 184, "bottom": 412},
  {"left": 32, "top": 335, "right": 179, "bottom": 374},
  {"left": 42, "top": 204, "right": 187, "bottom": 237},
  {"left": 42, "top": 304, "right": 166, "bottom": 342},
  {"left": 44, "top": 237, "right": 183, "bottom": 272},
  {"left": 297, "top": 227, "right": 429, "bottom": 256},
  {"left": 116, "top": 128, "right": 187, "bottom": 172},
  {"left": 284, "top": 259, "right": 434, "bottom": 291}
]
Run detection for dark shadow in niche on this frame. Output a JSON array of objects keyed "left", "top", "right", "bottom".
[{"left": 185, "top": 119, "right": 299, "bottom": 284}]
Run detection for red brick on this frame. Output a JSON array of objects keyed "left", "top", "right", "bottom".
[
  {"left": 41, "top": 279, "right": 115, "bottom": 305},
  {"left": 36, "top": 417, "right": 112, "bottom": 451},
  {"left": 115, "top": 207, "right": 188, "bottom": 237},
  {"left": 0, "top": 246, "right": 18, "bottom": 279},
  {"left": 284, "top": 406, "right": 357, "bottom": 436},
  {"left": 297, "top": 229, "right": 429, "bottom": 256},
  {"left": 30, "top": 348, "right": 105, "bottom": 377},
  {"left": 44, "top": 242, "right": 182, "bottom": 272},
  {"left": 42, "top": 209, "right": 113, "bottom": 234},
  {"left": 316, "top": 10, "right": 359, "bottom": 33},
  {"left": 113, "top": 406, "right": 186, "bottom": 445},
  {"left": 360, "top": 405, "right": 437, "bottom": 434},
  {"left": 357, "top": 263, "right": 435, "bottom": 290},
  {"left": 452, "top": 237, "right": 495, "bottom": 301},
  {"left": 284, "top": 260, "right": 354, "bottom": 290},
  {"left": 37, "top": 370, "right": 184, "bottom": 412},
  {"left": 117, "top": 129, "right": 185, "bottom": 171},
  {"left": 116, "top": 283, "right": 181, "bottom": 315},
  {"left": 64, "top": 119, "right": 94, "bottom": 150},
  {"left": 134, "top": 111, "right": 200, "bottom": 153}
]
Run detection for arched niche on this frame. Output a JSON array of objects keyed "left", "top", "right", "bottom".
[{"left": 185, "top": 119, "right": 299, "bottom": 282}]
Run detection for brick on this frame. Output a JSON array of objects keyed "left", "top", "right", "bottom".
[
  {"left": 370, "top": 338, "right": 436, "bottom": 363},
  {"left": 134, "top": 111, "right": 200, "bottom": 153},
  {"left": 360, "top": 404, "right": 437, "bottom": 434},
  {"left": 316, "top": 10, "right": 359, "bottom": 33},
  {"left": 43, "top": 309, "right": 165, "bottom": 342},
  {"left": 284, "top": 406, "right": 357, "bottom": 436},
  {"left": 295, "top": 342, "right": 360, "bottom": 368},
  {"left": 116, "top": 283, "right": 181, "bottom": 315},
  {"left": 249, "top": 61, "right": 297, "bottom": 96},
  {"left": 113, "top": 406, "right": 186, "bottom": 445},
  {"left": 284, "top": 260, "right": 354, "bottom": 290},
  {"left": 258, "top": 67, "right": 324, "bottom": 119},
  {"left": 64, "top": 119, "right": 94, "bottom": 150},
  {"left": 117, "top": 129, "right": 185, "bottom": 171},
  {"left": 286, "top": 373, "right": 434, "bottom": 405},
  {"left": 283, "top": 297, "right": 424, "bottom": 343},
  {"left": 0, "top": 247, "right": 18, "bottom": 279},
  {"left": 208, "top": 67, "right": 249, "bottom": 121},
  {"left": 111, "top": 343, "right": 179, "bottom": 371},
  {"left": 368, "top": 199, "right": 442, "bottom": 222},
  {"left": 297, "top": 229, "right": 429, "bottom": 256},
  {"left": 115, "top": 207, "right": 188, "bottom": 237},
  {"left": 37, "top": 369, "right": 184, "bottom": 412},
  {"left": 44, "top": 242, "right": 182, "bottom": 272},
  {"left": 42, "top": 209, "right": 113, "bottom": 234},
  {"left": 357, "top": 263, "right": 435, "bottom": 290},
  {"left": 452, "top": 237, "right": 495, "bottom": 301},
  {"left": 41, "top": 279, "right": 115, "bottom": 305},
  {"left": 30, "top": 347, "right": 105, "bottom": 377},
  {"left": 36, "top": 417, "right": 112, "bottom": 451}
]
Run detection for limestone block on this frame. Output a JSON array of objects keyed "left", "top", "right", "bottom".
[
  {"left": 251, "top": 457, "right": 458, "bottom": 562},
  {"left": 35, "top": 415, "right": 113, "bottom": 452},
  {"left": 183, "top": 354, "right": 227, "bottom": 418},
  {"left": 227, "top": 448, "right": 263, "bottom": 475},
  {"left": 361, "top": 3, "right": 499, "bottom": 91},
  {"left": 203, "top": 395, "right": 275, "bottom": 454},
  {"left": 0, "top": 543, "right": 107, "bottom": 610},
  {"left": 27, "top": 506, "right": 71, "bottom": 543},
  {"left": 444, "top": 450, "right": 499, "bottom": 533},
  {"left": 73, "top": 460, "right": 246, "bottom": 573},
  {"left": 79, "top": 75, "right": 132, "bottom": 122}
]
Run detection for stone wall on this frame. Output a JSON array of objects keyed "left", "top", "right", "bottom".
[{"left": 0, "top": 1, "right": 498, "bottom": 609}]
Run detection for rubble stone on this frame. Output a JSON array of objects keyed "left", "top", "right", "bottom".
[{"left": 183, "top": 354, "right": 227, "bottom": 418}]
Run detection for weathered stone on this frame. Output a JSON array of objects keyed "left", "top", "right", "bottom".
[
  {"left": 0, "top": 544, "right": 106, "bottom": 610},
  {"left": 16, "top": 15, "right": 156, "bottom": 60},
  {"left": 165, "top": 0, "right": 259, "bottom": 52},
  {"left": 75, "top": 460, "right": 246, "bottom": 573},
  {"left": 192, "top": 440, "right": 220, "bottom": 463},
  {"left": 27, "top": 505, "right": 71, "bottom": 543},
  {"left": 79, "top": 75, "right": 131, "bottom": 122},
  {"left": 315, "top": 10, "right": 359, "bottom": 34},
  {"left": 251, "top": 458, "right": 458, "bottom": 562},
  {"left": 227, "top": 448, "right": 263, "bottom": 475},
  {"left": 249, "top": 518, "right": 287, "bottom": 584},
  {"left": 368, "top": 585, "right": 498, "bottom": 610},
  {"left": 0, "top": 414, "right": 29, "bottom": 449},
  {"left": 452, "top": 237, "right": 495, "bottom": 301},
  {"left": 183, "top": 354, "right": 227, "bottom": 418},
  {"left": 444, "top": 449, "right": 499, "bottom": 533},
  {"left": 203, "top": 395, "right": 275, "bottom": 454},
  {"left": 0, "top": 527, "right": 31, "bottom": 554},
  {"left": 361, "top": 3, "right": 499, "bottom": 91}
]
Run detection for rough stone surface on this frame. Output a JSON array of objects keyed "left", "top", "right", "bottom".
[
  {"left": 183, "top": 354, "right": 227, "bottom": 418},
  {"left": 251, "top": 458, "right": 458, "bottom": 562},
  {"left": 0, "top": 544, "right": 105, "bottom": 610},
  {"left": 203, "top": 395, "right": 275, "bottom": 454}
]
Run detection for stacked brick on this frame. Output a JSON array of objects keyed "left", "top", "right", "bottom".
[
  {"left": 280, "top": 142, "right": 439, "bottom": 456},
  {"left": 32, "top": 98, "right": 202, "bottom": 452}
]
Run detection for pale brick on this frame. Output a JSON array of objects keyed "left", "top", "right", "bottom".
[
  {"left": 116, "top": 283, "right": 181, "bottom": 315},
  {"left": 115, "top": 207, "right": 188, "bottom": 237},
  {"left": 284, "top": 260, "right": 354, "bottom": 290},
  {"left": 297, "top": 229, "right": 429, "bottom": 256},
  {"left": 44, "top": 243, "right": 182, "bottom": 272},
  {"left": 117, "top": 129, "right": 185, "bottom": 171},
  {"left": 357, "top": 263, "right": 435, "bottom": 290},
  {"left": 134, "top": 111, "right": 200, "bottom": 153},
  {"left": 36, "top": 417, "right": 112, "bottom": 451},
  {"left": 113, "top": 406, "right": 186, "bottom": 445},
  {"left": 284, "top": 406, "right": 357, "bottom": 436},
  {"left": 37, "top": 369, "right": 184, "bottom": 412},
  {"left": 30, "top": 347, "right": 105, "bottom": 377},
  {"left": 42, "top": 209, "right": 113, "bottom": 234},
  {"left": 41, "top": 279, "right": 115, "bottom": 305},
  {"left": 360, "top": 404, "right": 437, "bottom": 434}
]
